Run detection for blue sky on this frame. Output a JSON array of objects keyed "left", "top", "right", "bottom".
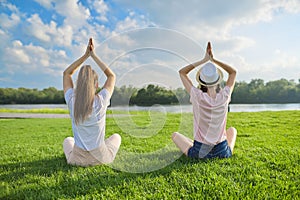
[{"left": 0, "top": 0, "right": 299, "bottom": 89}]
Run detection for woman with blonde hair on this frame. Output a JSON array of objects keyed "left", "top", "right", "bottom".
[
  {"left": 63, "top": 38, "right": 121, "bottom": 166},
  {"left": 172, "top": 42, "right": 237, "bottom": 159}
]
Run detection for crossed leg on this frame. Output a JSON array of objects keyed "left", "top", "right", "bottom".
[
  {"left": 172, "top": 127, "right": 237, "bottom": 156},
  {"left": 63, "top": 137, "right": 75, "bottom": 161},
  {"left": 226, "top": 127, "right": 237, "bottom": 153},
  {"left": 105, "top": 133, "right": 121, "bottom": 150},
  {"left": 171, "top": 132, "right": 193, "bottom": 156}
]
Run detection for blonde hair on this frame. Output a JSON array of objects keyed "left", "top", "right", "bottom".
[{"left": 74, "top": 65, "right": 98, "bottom": 124}]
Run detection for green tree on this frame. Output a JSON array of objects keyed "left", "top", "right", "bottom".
[
  {"left": 131, "top": 85, "right": 178, "bottom": 106},
  {"left": 111, "top": 85, "right": 137, "bottom": 106}
]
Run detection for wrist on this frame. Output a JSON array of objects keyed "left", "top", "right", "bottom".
[
  {"left": 83, "top": 52, "right": 89, "bottom": 59},
  {"left": 200, "top": 58, "right": 208, "bottom": 65},
  {"left": 90, "top": 51, "right": 96, "bottom": 58}
]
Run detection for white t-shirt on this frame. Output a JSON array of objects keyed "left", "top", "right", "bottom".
[
  {"left": 64, "top": 88, "right": 111, "bottom": 151},
  {"left": 190, "top": 86, "right": 231, "bottom": 145}
]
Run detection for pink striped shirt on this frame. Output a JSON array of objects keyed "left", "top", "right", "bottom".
[{"left": 190, "top": 86, "right": 231, "bottom": 145}]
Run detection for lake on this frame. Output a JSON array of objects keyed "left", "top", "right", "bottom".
[{"left": 0, "top": 103, "right": 299, "bottom": 113}]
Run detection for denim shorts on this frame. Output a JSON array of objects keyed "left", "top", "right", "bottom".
[{"left": 188, "top": 140, "right": 232, "bottom": 159}]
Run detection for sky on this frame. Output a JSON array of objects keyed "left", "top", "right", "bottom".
[{"left": 0, "top": 0, "right": 300, "bottom": 90}]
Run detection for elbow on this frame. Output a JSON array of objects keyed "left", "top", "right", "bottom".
[
  {"left": 230, "top": 68, "right": 237, "bottom": 76},
  {"left": 178, "top": 68, "right": 184, "bottom": 75},
  {"left": 233, "top": 68, "right": 238, "bottom": 75},
  {"left": 63, "top": 70, "right": 68, "bottom": 77},
  {"left": 110, "top": 71, "right": 116, "bottom": 78},
  {"left": 107, "top": 71, "right": 116, "bottom": 81},
  {"left": 179, "top": 69, "right": 187, "bottom": 79},
  {"left": 63, "top": 69, "right": 72, "bottom": 77}
]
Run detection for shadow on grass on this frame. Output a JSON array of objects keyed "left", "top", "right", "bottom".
[
  {"left": 1, "top": 152, "right": 225, "bottom": 199},
  {"left": 0, "top": 156, "right": 74, "bottom": 180},
  {"left": 1, "top": 156, "right": 74, "bottom": 199}
]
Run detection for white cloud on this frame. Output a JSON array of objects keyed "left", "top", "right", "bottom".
[
  {"left": 26, "top": 14, "right": 51, "bottom": 42},
  {"left": 107, "top": 31, "right": 137, "bottom": 48},
  {"left": 90, "top": 0, "right": 109, "bottom": 22},
  {"left": 272, "top": 49, "right": 298, "bottom": 69},
  {"left": 53, "top": 0, "right": 90, "bottom": 28},
  {"left": 0, "top": 28, "right": 10, "bottom": 49},
  {"left": 33, "top": 0, "right": 91, "bottom": 43},
  {"left": 114, "top": 0, "right": 300, "bottom": 26},
  {"left": 112, "top": 0, "right": 300, "bottom": 50},
  {"left": 0, "top": 2, "right": 22, "bottom": 30},
  {"left": 114, "top": 12, "right": 150, "bottom": 32},
  {"left": 279, "top": 0, "right": 300, "bottom": 13},
  {"left": 32, "top": 0, "right": 116, "bottom": 49},
  {"left": 8, "top": 40, "right": 31, "bottom": 64},
  {"left": 2, "top": 40, "right": 69, "bottom": 75},
  {"left": 225, "top": 49, "right": 300, "bottom": 82},
  {"left": 109, "top": 0, "right": 300, "bottom": 84},
  {"left": 25, "top": 14, "right": 73, "bottom": 47},
  {"left": 0, "top": 12, "right": 20, "bottom": 29},
  {"left": 0, "top": 29, "right": 6, "bottom": 36},
  {"left": 1, "top": 0, "right": 300, "bottom": 89},
  {"left": 115, "top": 16, "right": 140, "bottom": 32},
  {"left": 36, "top": 0, "right": 91, "bottom": 26},
  {"left": 34, "top": 0, "right": 53, "bottom": 9}
]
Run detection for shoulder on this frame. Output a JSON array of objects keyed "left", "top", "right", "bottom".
[
  {"left": 97, "top": 88, "right": 111, "bottom": 99},
  {"left": 222, "top": 86, "right": 231, "bottom": 95},
  {"left": 64, "top": 88, "right": 74, "bottom": 109},
  {"left": 64, "top": 88, "right": 74, "bottom": 101},
  {"left": 65, "top": 88, "right": 73, "bottom": 95},
  {"left": 217, "top": 86, "right": 232, "bottom": 101},
  {"left": 190, "top": 86, "right": 204, "bottom": 103},
  {"left": 191, "top": 86, "right": 203, "bottom": 96},
  {"left": 96, "top": 88, "right": 111, "bottom": 107}
]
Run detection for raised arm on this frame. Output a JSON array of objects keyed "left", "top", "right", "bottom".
[
  {"left": 179, "top": 42, "right": 212, "bottom": 94},
  {"left": 63, "top": 39, "right": 91, "bottom": 94},
  {"left": 211, "top": 58, "right": 237, "bottom": 93},
  {"left": 90, "top": 39, "right": 115, "bottom": 96},
  {"left": 208, "top": 42, "right": 237, "bottom": 93}
]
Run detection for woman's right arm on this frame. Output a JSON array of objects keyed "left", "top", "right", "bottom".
[{"left": 63, "top": 40, "right": 91, "bottom": 94}]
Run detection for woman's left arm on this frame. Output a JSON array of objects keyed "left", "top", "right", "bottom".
[
  {"left": 63, "top": 40, "right": 91, "bottom": 94},
  {"left": 90, "top": 39, "right": 115, "bottom": 96},
  {"left": 211, "top": 58, "right": 237, "bottom": 93}
]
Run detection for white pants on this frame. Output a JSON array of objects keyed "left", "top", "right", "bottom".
[{"left": 63, "top": 134, "right": 121, "bottom": 167}]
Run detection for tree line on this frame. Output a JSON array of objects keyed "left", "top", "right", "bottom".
[
  {"left": 0, "top": 87, "right": 64, "bottom": 104},
  {"left": 231, "top": 78, "right": 300, "bottom": 103},
  {"left": 0, "top": 78, "right": 299, "bottom": 105}
]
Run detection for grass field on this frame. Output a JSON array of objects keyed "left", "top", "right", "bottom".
[
  {"left": 0, "top": 108, "right": 69, "bottom": 114},
  {"left": 0, "top": 110, "right": 299, "bottom": 199}
]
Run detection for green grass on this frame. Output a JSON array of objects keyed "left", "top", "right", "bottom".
[
  {"left": 0, "top": 108, "right": 114, "bottom": 114},
  {"left": 0, "top": 108, "right": 69, "bottom": 114},
  {"left": 0, "top": 111, "right": 299, "bottom": 199}
]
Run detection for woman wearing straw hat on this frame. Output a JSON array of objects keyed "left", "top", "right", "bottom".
[
  {"left": 172, "top": 42, "right": 237, "bottom": 159},
  {"left": 62, "top": 38, "right": 121, "bottom": 166}
]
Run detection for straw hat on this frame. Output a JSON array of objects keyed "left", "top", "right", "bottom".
[{"left": 196, "top": 62, "right": 223, "bottom": 86}]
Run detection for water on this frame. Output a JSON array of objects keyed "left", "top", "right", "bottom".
[
  {"left": 110, "top": 104, "right": 300, "bottom": 113},
  {"left": 1, "top": 103, "right": 299, "bottom": 113},
  {"left": 0, "top": 104, "right": 68, "bottom": 110}
]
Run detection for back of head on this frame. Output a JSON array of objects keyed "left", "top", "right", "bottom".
[
  {"left": 196, "top": 62, "right": 223, "bottom": 87},
  {"left": 199, "top": 84, "right": 220, "bottom": 93},
  {"left": 74, "top": 65, "right": 98, "bottom": 124}
]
